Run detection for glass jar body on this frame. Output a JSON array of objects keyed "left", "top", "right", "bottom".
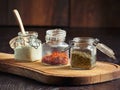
[
  {"left": 70, "top": 37, "right": 96, "bottom": 69},
  {"left": 42, "top": 29, "right": 69, "bottom": 65},
  {"left": 10, "top": 31, "right": 42, "bottom": 61}
]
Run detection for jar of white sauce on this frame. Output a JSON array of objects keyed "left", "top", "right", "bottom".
[{"left": 9, "top": 31, "right": 42, "bottom": 61}]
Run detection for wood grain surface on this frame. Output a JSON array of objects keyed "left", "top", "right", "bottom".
[
  {"left": 70, "top": 0, "right": 120, "bottom": 27},
  {"left": 8, "top": 0, "right": 69, "bottom": 26},
  {"left": 0, "top": 0, "right": 120, "bottom": 27},
  {"left": 0, "top": 53, "right": 120, "bottom": 85}
]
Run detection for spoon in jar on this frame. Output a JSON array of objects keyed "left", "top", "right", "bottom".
[
  {"left": 13, "top": 9, "right": 26, "bottom": 35},
  {"left": 9, "top": 9, "right": 26, "bottom": 48}
]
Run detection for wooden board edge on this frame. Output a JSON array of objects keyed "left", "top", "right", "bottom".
[{"left": 0, "top": 53, "right": 120, "bottom": 85}]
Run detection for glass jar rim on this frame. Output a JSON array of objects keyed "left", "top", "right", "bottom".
[
  {"left": 45, "top": 29, "right": 66, "bottom": 42},
  {"left": 46, "top": 29, "right": 66, "bottom": 37},
  {"left": 72, "top": 37, "right": 95, "bottom": 44},
  {"left": 18, "top": 31, "right": 38, "bottom": 37}
]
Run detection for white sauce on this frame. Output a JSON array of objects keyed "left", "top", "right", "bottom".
[{"left": 14, "top": 45, "right": 42, "bottom": 61}]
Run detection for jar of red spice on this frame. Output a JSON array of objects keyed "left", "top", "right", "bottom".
[{"left": 42, "top": 29, "right": 69, "bottom": 65}]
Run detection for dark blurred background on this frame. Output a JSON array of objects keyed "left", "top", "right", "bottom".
[{"left": 0, "top": 0, "right": 120, "bottom": 64}]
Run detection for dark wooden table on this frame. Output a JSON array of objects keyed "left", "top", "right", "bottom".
[{"left": 0, "top": 26, "right": 120, "bottom": 90}]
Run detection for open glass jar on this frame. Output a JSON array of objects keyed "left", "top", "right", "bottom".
[
  {"left": 42, "top": 29, "right": 69, "bottom": 65},
  {"left": 70, "top": 37, "right": 96, "bottom": 69},
  {"left": 9, "top": 31, "right": 42, "bottom": 61}
]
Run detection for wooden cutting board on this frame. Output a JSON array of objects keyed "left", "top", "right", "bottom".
[{"left": 0, "top": 52, "right": 120, "bottom": 85}]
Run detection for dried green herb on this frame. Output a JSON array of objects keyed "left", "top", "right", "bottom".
[{"left": 71, "top": 51, "right": 95, "bottom": 69}]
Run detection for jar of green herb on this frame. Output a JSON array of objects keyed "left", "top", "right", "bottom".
[{"left": 70, "top": 37, "right": 96, "bottom": 70}]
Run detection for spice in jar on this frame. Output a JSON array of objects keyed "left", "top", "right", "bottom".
[
  {"left": 70, "top": 37, "right": 96, "bottom": 69},
  {"left": 42, "top": 51, "right": 69, "bottom": 65},
  {"left": 42, "top": 29, "right": 69, "bottom": 65},
  {"left": 71, "top": 51, "right": 95, "bottom": 69}
]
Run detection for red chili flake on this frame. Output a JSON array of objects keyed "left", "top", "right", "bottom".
[{"left": 42, "top": 52, "right": 69, "bottom": 65}]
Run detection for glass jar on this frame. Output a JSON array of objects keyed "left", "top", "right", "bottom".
[
  {"left": 9, "top": 31, "right": 42, "bottom": 61},
  {"left": 42, "top": 29, "right": 69, "bottom": 65},
  {"left": 70, "top": 37, "right": 96, "bottom": 69}
]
